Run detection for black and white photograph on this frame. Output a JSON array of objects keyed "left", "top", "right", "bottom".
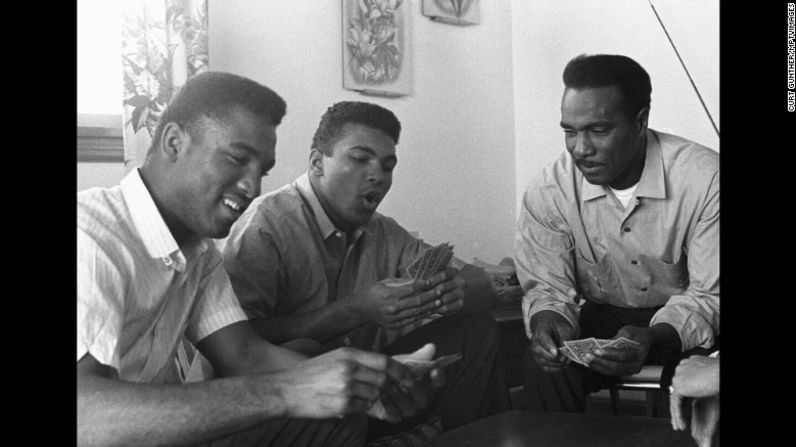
[{"left": 78, "top": 1, "right": 724, "bottom": 445}]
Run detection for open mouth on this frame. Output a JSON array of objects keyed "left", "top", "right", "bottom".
[
  {"left": 223, "top": 197, "right": 244, "bottom": 213},
  {"left": 363, "top": 191, "right": 381, "bottom": 206},
  {"left": 578, "top": 160, "right": 601, "bottom": 169}
]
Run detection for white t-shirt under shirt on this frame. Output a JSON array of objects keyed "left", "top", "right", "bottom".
[
  {"left": 77, "top": 169, "right": 247, "bottom": 383},
  {"left": 609, "top": 183, "right": 639, "bottom": 209}
]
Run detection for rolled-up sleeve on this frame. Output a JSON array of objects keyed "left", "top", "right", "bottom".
[
  {"left": 77, "top": 228, "right": 124, "bottom": 370},
  {"left": 651, "top": 170, "right": 720, "bottom": 351},
  {"left": 186, "top": 252, "right": 248, "bottom": 343},
  {"left": 514, "top": 178, "right": 581, "bottom": 339}
]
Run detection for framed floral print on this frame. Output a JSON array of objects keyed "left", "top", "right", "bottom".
[
  {"left": 422, "top": 0, "right": 480, "bottom": 26},
  {"left": 342, "top": 0, "right": 412, "bottom": 97}
]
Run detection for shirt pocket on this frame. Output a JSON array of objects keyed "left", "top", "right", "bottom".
[
  {"left": 574, "top": 250, "right": 604, "bottom": 301},
  {"left": 651, "top": 255, "right": 690, "bottom": 291}
]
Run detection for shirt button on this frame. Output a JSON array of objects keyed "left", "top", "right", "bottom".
[
  {"left": 335, "top": 232, "right": 342, "bottom": 238},
  {"left": 640, "top": 287, "right": 648, "bottom": 292},
  {"left": 623, "top": 227, "right": 631, "bottom": 233},
  {"left": 343, "top": 337, "right": 351, "bottom": 346},
  {"left": 631, "top": 260, "right": 638, "bottom": 265}
]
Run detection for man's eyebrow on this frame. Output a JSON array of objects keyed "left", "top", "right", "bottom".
[
  {"left": 350, "top": 146, "right": 397, "bottom": 163},
  {"left": 559, "top": 121, "right": 612, "bottom": 129},
  {"left": 230, "top": 142, "right": 276, "bottom": 172},
  {"left": 229, "top": 142, "right": 259, "bottom": 155}
]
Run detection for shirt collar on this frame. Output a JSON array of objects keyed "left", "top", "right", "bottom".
[
  {"left": 294, "top": 173, "right": 368, "bottom": 241},
  {"left": 120, "top": 169, "right": 208, "bottom": 271},
  {"left": 634, "top": 129, "right": 666, "bottom": 199},
  {"left": 581, "top": 129, "right": 666, "bottom": 202}
]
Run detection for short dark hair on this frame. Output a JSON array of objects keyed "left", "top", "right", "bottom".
[
  {"left": 150, "top": 71, "right": 286, "bottom": 153},
  {"left": 563, "top": 54, "right": 651, "bottom": 117},
  {"left": 311, "top": 101, "right": 401, "bottom": 155}
]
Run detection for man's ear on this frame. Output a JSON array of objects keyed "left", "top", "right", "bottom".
[
  {"left": 159, "top": 122, "right": 188, "bottom": 162},
  {"left": 635, "top": 106, "right": 650, "bottom": 131},
  {"left": 309, "top": 148, "right": 324, "bottom": 176}
]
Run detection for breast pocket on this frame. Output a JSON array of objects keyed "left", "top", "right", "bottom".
[{"left": 574, "top": 251, "right": 604, "bottom": 301}]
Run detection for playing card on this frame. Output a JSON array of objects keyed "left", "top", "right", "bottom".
[
  {"left": 564, "top": 338, "right": 601, "bottom": 363},
  {"left": 421, "top": 244, "right": 453, "bottom": 280},
  {"left": 559, "top": 345, "right": 588, "bottom": 366},
  {"left": 596, "top": 339, "right": 613, "bottom": 348},
  {"left": 407, "top": 243, "right": 454, "bottom": 281},
  {"left": 605, "top": 337, "right": 641, "bottom": 350},
  {"left": 400, "top": 353, "right": 463, "bottom": 377}
]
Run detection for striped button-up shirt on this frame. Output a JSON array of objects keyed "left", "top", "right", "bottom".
[
  {"left": 77, "top": 169, "right": 247, "bottom": 383},
  {"left": 514, "top": 129, "right": 719, "bottom": 351}
]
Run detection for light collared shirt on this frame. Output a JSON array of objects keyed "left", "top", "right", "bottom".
[
  {"left": 77, "top": 169, "right": 247, "bottom": 383},
  {"left": 514, "top": 129, "right": 719, "bottom": 351},
  {"left": 220, "top": 173, "right": 463, "bottom": 351}
]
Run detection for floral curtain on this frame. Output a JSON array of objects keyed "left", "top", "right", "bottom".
[
  {"left": 120, "top": 0, "right": 211, "bottom": 382},
  {"left": 121, "top": 0, "right": 208, "bottom": 170}
]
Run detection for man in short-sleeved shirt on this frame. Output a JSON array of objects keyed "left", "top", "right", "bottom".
[
  {"left": 78, "top": 168, "right": 248, "bottom": 383},
  {"left": 77, "top": 73, "right": 441, "bottom": 447},
  {"left": 221, "top": 101, "right": 509, "bottom": 438},
  {"left": 514, "top": 54, "right": 719, "bottom": 412}
]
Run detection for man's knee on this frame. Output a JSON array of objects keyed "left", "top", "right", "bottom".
[{"left": 459, "top": 312, "right": 500, "bottom": 346}]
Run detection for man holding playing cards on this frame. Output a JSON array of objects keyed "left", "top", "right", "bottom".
[
  {"left": 514, "top": 54, "right": 719, "bottom": 412},
  {"left": 219, "top": 101, "right": 509, "bottom": 438}
]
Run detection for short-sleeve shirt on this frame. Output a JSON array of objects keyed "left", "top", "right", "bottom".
[
  {"left": 219, "top": 173, "right": 462, "bottom": 351},
  {"left": 514, "top": 129, "right": 719, "bottom": 351},
  {"left": 77, "top": 169, "right": 247, "bottom": 383}
]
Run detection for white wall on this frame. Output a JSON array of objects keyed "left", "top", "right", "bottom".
[
  {"left": 209, "top": 0, "right": 517, "bottom": 263},
  {"left": 77, "top": 0, "right": 720, "bottom": 264},
  {"left": 510, "top": 0, "right": 720, "bottom": 212}
]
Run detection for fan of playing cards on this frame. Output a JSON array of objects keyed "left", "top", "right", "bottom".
[
  {"left": 559, "top": 337, "right": 640, "bottom": 366},
  {"left": 407, "top": 243, "right": 454, "bottom": 281}
]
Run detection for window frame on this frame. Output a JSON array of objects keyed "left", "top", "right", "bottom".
[{"left": 77, "top": 113, "right": 124, "bottom": 162}]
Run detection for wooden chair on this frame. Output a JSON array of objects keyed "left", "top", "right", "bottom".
[{"left": 608, "top": 365, "right": 667, "bottom": 417}]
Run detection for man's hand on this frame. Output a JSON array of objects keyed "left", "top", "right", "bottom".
[
  {"left": 669, "top": 355, "right": 720, "bottom": 446},
  {"left": 368, "top": 344, "right": 446, "bottom": 422},
  {"left": 581, "top": 325, "right": 652, "bottom": 376},
  {"left": 529, "top": 309, "right": 577, "bottom": 373},
  {"left": 423, "top": 268, "right": 466, "bottom": 315},
  {"left": 349, "top": 275, "right": 449, "bottom": 330},
  {"left": 671, "top": 355, "right": 720, "bottom": 398},
  {"left": 277, "top": 347, "right": 422, "bottom": 420}
]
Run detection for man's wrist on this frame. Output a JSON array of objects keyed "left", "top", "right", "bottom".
[
  {"left": 339, "top": 297, "right": 368, "bottom": 326},
  {"left": 647, "top": 323, "right": 682, "bottom": 352},
  {"left": 255, "top": 372, "right": 291, "bottom": 419},
  {"left": 530, "top": 310, "right": 573, "bottom": 334}
]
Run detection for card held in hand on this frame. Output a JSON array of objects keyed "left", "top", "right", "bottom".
[
  {"left": 564, "top": 338, "right": 601, "bottom": 364},
  {"left": 605, "top": 336, "right": 641, "bottom": 350},
  {"left": 559, "top": 345, "right": 588, "bottom": 366},
  {"left": 407, "top": 243, "right": 454, "bottom": 281},
  {"left": 401, "top": 353, "right": 463, "bottom": 377}
]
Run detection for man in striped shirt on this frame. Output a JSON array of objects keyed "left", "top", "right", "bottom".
[{"left": 78, "top": 72, "right": 442, "bottom": 447}]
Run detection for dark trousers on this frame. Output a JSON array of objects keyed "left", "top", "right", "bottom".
[
  {"left": 199, "top": 413, "right": 367, "bottom": 447},
  {"left": 367, "top": 312, "right": 510, "bottom": 439},
  {"left": 520, "top": 302, "right": 716, "bottom": 412}
]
